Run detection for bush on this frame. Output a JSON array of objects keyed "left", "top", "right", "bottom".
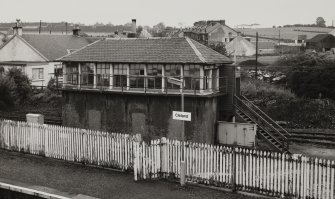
[
  {"left": 275, "top": 52, "right": 335, "bottom": 67},
  {"left": 0, "top": 77, "right": 16, "bottom": 109},
  {"left": 241, "top": 78, "right": 296, "bottom": 101},
  {"left": 6, "top": 68, "right": 32, "bottom": 104}
]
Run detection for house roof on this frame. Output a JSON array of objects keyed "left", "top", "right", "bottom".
[
  {"left": 59, "top": 37, "right": 232, "bottom": 64},
  {"left": 20, "top": 34, "right": 94, "bottom": 60},
  {"left": 226, "top": 36, "right": 256, "bottom": 56},
  {"left": 186, "top": 22, "right": 237, "bottom": 35},
  {"left": 307, "top": 34, "right": 335, "bottom": 43}
]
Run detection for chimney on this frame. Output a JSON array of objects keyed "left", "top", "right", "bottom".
[
  {"left": 131, "top": 19, "right": 136, "bottom": 33},
  {"left": 72, "top": 25, "right": 81, "bottom": 36},
  {"left": 13, "top": 19, "right": 22, "bottom": 36}
]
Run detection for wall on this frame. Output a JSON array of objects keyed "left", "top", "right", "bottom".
[
  {"left": 24, "top": 62, "right": 58, "bottom": 87},
  {"left": 62, "top": 91, "right": 221, "bottom": 144},
  {"left": 208, "top": 26, "right": 238, "bottom": 43},
  {"left": 0, "top": 36, "right": 45, "bottom": 62}
]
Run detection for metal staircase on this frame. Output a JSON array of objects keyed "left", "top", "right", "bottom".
[{"left": 234, "top": 95, "right": 290, "bottom": 153}]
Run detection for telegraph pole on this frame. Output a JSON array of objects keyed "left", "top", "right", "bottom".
[{"left": 255, "top": 32, "right": 258, "bottom": 79}]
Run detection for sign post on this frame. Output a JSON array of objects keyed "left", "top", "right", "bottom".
[{"left": 170, "top": 77, "right": 192, "bottom": 187}]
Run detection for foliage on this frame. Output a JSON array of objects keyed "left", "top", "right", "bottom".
[
  {"left": 287, "top": 66, "right": 335, "bottom": 99},
  {"left": 275, "top": 52, "right": 334, "bottom": 67},
  {"left": 275, "top": 52, "right": 335, "bottom": 99},
  {"left": 0, "top": 77, "right": 16, "bottom": 109},
  {"left": 316, "top": 17, "right": 326, "bottom": 27},
  {"left": 208, "top": 43, "right": 227, "bottom": 56},
  {"left": 6, "top": 68, "right": 32, "bottom": 104},
  {"left": 136, "top": 26, "right": 143, "bottom": 36},
  {"left": 241, "top": 78, "right": 296, "bottom": 101},
  {"left": 241, "top": 78, "right": 335, "bottom": 128}
]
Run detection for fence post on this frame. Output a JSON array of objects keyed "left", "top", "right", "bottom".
[
  {"left": 161, "top": 137, "right": 167, "bottom": 178},
  {"left": 133, "top": 134, "right": 142, "bottom": 181},
  {"left": 231, "top": 147, "right": 237, "bottom": 192}
]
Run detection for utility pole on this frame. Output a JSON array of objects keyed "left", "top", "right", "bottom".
[
  {"left": 255, "top": 32, "right": 258, "bottom": 79},
  {"left": 180, "top": 76, "right": 186, "bottom": 186}
]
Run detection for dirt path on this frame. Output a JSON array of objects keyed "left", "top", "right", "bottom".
[{"left": 0, "top": 150, "right": 268, "bottom": 199}]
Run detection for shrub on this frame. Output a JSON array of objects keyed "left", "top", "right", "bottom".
[
  {"left": 0, "top": 77, "right": 16, "bottom": 109},
  {"left": 6, "top": 68, "right": 32, "bottom": 104},
  {"left": 241, "top": 78, "right": 296, "bottom": 101}
]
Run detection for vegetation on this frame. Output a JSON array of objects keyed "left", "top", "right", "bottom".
[
  {"left": 275, "top": 52, "right": 335, "bottom": 99},
  {"left": 208, "top": 43, "right": 227, "bottom": 56},
  {"left": 241, "top": 78, "right": 335, "bottom": 128},
  {"left": 0, "top": 68, "right": 32, "bottom": 109}
]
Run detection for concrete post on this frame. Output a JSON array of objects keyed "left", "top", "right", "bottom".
[{"left": 180, "top": 160, "right": 186, "bottom": 186}]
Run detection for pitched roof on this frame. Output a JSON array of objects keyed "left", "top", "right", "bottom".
[
  {"left": 308, "top": 34, "right": 335, "bottom": 43},
  {"left": 226, "top": 36, "right": 256, "bottom": 56},
  {"left": 59, "top": 37, "right": 232, "bottom": 64},
  {"left": 20, "top": 35, "right": 93, "bottom": 60},
  {"left": 186, "top": 22, "right": 237, "bottom": 34}
]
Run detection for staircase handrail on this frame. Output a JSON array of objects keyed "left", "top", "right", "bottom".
[
  {"left": 239, "top": 95, "right": 290, "bottom": 137},
  {"left": 235, "top": 105, "right": 284, "bottom": 151},
  {"left": 234, "top": 95, "right": 289, "bottom": 150}
]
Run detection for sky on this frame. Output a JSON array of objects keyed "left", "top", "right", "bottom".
[{"left": 1, "top": 0, "right": 335, "bottom": 28}]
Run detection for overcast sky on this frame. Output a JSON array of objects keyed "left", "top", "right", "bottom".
[{"left": 1, "top": 0, "right": 334, "bottom": 27}]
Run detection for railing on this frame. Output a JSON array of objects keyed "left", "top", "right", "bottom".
[
  {"left": 234, "top": 95, "right": 289, "bottom": 152},
  {"left": 134, "top": 138, "right": 335, "bottom": 199},
  {"left": 0, "top": 119, "right": 334, "bottom": 198},
  {"left": 0, "top": 119, "right": 134, "bottom": 171},
  {"left": 239, "top": 95, "right": 290, "bottom": 138},
  {"left": 61, "top": 73, "right": 228, "bottom": 95}
]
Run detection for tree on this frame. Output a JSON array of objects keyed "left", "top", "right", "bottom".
[
  {"left": 208, "top": 43, "right": 227, "bottom": 56},
  {"left": 153, "top": 22, "right": 165, "bottom": 33},
  {"left": 136, "top": 25, "right": 143, "bottom": 36},
  {"left": 316, "top": 17, "right": 326, "bottom": 27}
]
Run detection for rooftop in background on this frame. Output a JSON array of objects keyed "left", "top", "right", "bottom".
[
  {"left": 20, "top": 34, "right": 95, "bottom": 60},
  {"left": 59, "top": 37, "right": 232, "bottom": 64}
]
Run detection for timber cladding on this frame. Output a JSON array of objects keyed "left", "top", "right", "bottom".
[{"left": 62, "top": 90, "right": 229, "bottom": 144}]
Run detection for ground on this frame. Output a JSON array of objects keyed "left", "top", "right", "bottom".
[
  {"left": 290, "top": 143, "right": 335, "bottom": 160},
  {"left": 0, "top": 150, "right": 269, "bottom": 199}
]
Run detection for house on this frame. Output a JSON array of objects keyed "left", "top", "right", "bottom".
[
  {"left": 226, "top": 35, "right": 256, "bottom": 57},
  {"left": 330, "top": 29, "right": 335, "bottom": 36},
  {"left": 0, "top": 23, "right": 96, "bottom": 87},
  {"left": 58, "top": 37, "right": 238, "bottom": 144},
  {"left": 306, "top": 34, "right": 335, "bottom": 52},
  {"left": 183, "top": 20, "right": 238, "bottom": 46}
]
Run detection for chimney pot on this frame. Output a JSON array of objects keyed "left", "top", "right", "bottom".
[
  {"left": 131, "top": 19, "right": 136, "bottom": 33},
  {"left": 72, "top": 25, "right": 81, "bottom": 36}
]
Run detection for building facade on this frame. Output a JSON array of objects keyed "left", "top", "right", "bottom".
[
  {"left": 0, "top": 25, "right": 95, "bottom": 87},
  {"left": 59, "top": 37, "right": 237, "bottom": 144},
  {"left": 183, "top": 20, "right": 238, "bottom": 46}
]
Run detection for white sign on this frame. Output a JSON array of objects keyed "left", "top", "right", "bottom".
[{"left": 173, "top": 111, "right": 191, "bottom": 121}]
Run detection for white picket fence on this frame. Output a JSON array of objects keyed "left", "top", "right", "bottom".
[
  {"left": 1, "top": 119, "right": 334, "bottom": 198},
  {"left": 0, "top": 119, "right": 134, "bottom": 171},
  {"left": 134, "top": 138, "right": 335, "bottom": 199}
]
